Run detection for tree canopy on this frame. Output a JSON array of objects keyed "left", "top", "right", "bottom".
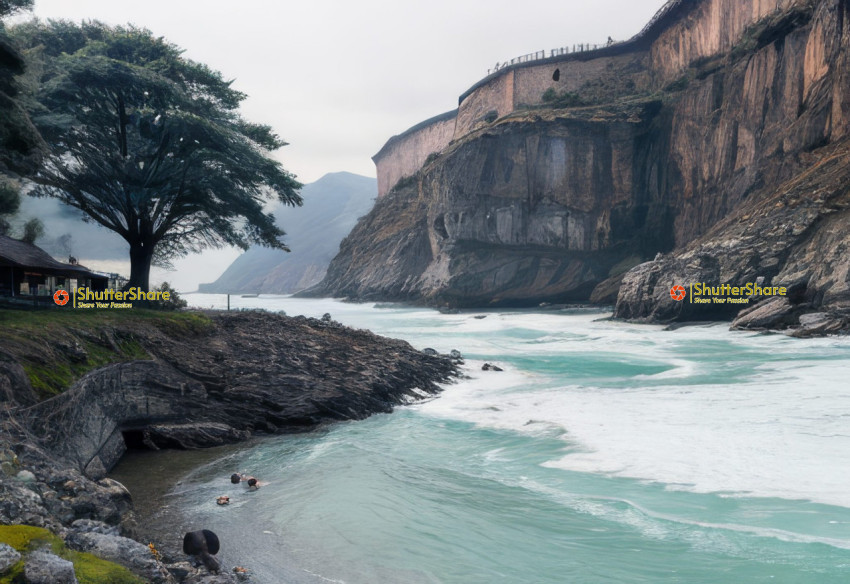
[
  {"left": 0, "top": 0, "right": 32, "bottom": 18},
  {"left": 0, "top": 1, "right": 41, "bottom": 176},
  {"left": 11, "top": 20, "right": 302, "bottom": 290}
]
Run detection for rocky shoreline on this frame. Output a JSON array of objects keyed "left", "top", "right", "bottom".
[{"left": 0, "top": 310, "right": 459, "bottom": 583}]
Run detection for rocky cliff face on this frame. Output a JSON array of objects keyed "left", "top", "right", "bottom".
[
  {"left": 311, "top": 102, "right": 669, "bottom": 306},
  {"left": 313, "top": 0, "right": 850, "bottom": 326},
  {"left": 615, "top": 0, "right": 850, "bottom": 331}
]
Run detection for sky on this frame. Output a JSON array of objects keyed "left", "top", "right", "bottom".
[{"left": 11, "top": 0, "right": 668, "bottom": 291}]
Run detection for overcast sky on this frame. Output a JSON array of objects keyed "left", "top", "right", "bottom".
[{"left": 13, "top": 0, "right": 668, "bottom": 291}]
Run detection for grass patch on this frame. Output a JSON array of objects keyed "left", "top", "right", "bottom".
[
  {"left": 67, "top": 550, "right": 147, "bottom": 584},
  {"left": 0, "top": 525, "right": 145, "bottom": 584},
  {"left": 0, "top": 309, "right": 212, "bottom": 398},
  {"left": 0, "top": 525, "right": 58, "bottom": 552}
]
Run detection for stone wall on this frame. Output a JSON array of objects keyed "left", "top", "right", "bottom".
[
  {"left": 373, "top": 111, "right": 457, "bottom": 198},
  {"left": 454, "top": 70, "right": 515, "bottom": 138},
  {"left": 373, "top": 0, "right": 799, "bottom": 201},
  {"left": 512, "top": 52, "right": 651, "bottom": 108}
]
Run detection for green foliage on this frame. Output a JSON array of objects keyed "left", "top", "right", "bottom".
[
  {"left": 9, "top": 20, "right": 302, "bottom": 290},
  {"left": 69, "top": 551, "right": 147, "bottom": 584},
  {"left": 0, "top": 177, "right": 18, "bottom": 233},
  {"left": 390, "top": 174, "right": 418, "bottom": 193},
  {"left": 663, "top": 74, "right": 690, "bottom": 93},
  {"left": 0, "top": 14, "right": 43, "bottom": 175},
  {"left": 149, "top": 311, "right": 212, "bottom": 337},
  {"left": 0, "top": 525, "right": 145, "bottom": 584},
  {"left": 22, "top": 334, "right": 151, "bottom": 398},
  {"left": 541, "top": 87, "right": 587, "bottom": 108},
  {"left": 20, "top": 215, "right": 42, "bottom": 243},
  {"left": 0, "top": 0, "right": 31, "bottom": 17},
  {"left": 0, "top": 177, "right": 19, "bottom": 215},
  {"left": 147, "top": 281, "right": 187, "bottom": 310},
  {"left": 0, "top": 524, "right": 54, "bottom": 551}
]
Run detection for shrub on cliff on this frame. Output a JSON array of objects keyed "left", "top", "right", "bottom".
[
  {"left": 541, "top": 88, "right": 587, "bottom": 108},
  {"left": 147, "top": 281, "right": 187, "bottom": 311}
]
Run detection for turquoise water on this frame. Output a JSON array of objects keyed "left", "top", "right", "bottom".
[{"left": 174, "top": 295, "right": 850, "bottom": 583}]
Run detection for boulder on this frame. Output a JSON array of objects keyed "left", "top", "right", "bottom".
[
  {"left": 731, "top": 297, "right": 797, "bottom": 330},
  {"left": 65, "top": 530, "right": 173, "bottom": 584},
  {"left": 0, "top": 543, "right": 21, "bottom": 574},
  {"left": 24, "top": 550, "right": 77, "bottom": 584},
  {"left": 790, "top": 313, "right": 848, "bottom": 338}
]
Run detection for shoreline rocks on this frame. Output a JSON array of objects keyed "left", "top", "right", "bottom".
[{"left": 0, "top": 310, "right": 459, "bottom": 583}]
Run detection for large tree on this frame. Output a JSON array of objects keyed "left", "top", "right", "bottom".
[
  {"left": 1, "top": 0, "right": 41, "bottom": 176},
  {"left": 12, "top": 20, "right": 301, "bottom": 290}
]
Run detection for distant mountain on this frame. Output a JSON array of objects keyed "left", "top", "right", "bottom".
[{"left": 198, "top": 172, "right": 376, "bottom": 294}]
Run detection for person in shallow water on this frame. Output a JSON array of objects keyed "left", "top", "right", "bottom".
[{"left": 230, "top": 473, "right": 261, "bottom": 488}]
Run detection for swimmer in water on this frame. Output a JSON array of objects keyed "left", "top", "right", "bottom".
[
  {"left": 229, "top": 473, "right": 262, "bottom": 489},
  {"left": 216, "top": 495, "right": 230, "bottom": 505}
]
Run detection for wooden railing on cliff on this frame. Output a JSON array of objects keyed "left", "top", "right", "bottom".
[{"left": 462, "top": 0, "right": 693, "bottom": 105}]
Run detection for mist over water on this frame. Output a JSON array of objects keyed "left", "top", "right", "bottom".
[{"left": 163, "top": 295, "right": 850, "bottom": 583}]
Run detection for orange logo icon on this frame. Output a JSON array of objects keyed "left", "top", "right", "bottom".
[
  {"left": 670, "top": 285, "right": 686, "bottom": 302},
  {"left": 53, "top": 289, "right": 70, "bottom": 306}
]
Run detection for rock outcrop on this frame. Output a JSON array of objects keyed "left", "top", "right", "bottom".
[
  {"left": 0, "top": 310, "right": 458, "bottom": 583},
  {"left": 310, "top": 0, "right": 850, "bottom": 332},
  {"left": 6, "top": 311, "right": 456, "bottom": 478}
]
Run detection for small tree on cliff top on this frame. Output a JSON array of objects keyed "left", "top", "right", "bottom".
[{"left": 14, "top": 20, "right": 301, "bottom": 290}]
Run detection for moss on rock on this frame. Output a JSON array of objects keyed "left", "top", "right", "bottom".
[{"left": 0, "top": 525, "right": 145, "bottom": 584}]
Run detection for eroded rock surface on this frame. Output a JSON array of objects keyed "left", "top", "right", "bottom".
[
  {"left": 309, "top": 0, "right": 850, "bottom": 333},
  {"left": 0, "top": 311, "right": 457, "bottom": 583}
]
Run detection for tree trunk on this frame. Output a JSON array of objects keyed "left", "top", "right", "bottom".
[{"left": 127, "top": 240, "right": 154, "bottom": 292}]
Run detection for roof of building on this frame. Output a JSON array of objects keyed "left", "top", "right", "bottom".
[{"left": 0, "top": 234, "right": 108, "bottom": 280}]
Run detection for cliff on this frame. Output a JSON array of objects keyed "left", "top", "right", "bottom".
[
  {"left": 198, "top": 172, "right": 376, "bottom": 295},
  {"left": 310, "top": 101, "right": 667, "bottom": 306},
  {"left": 0, "top": 309, "right": 458, "bottom": 582},
  {"left": 312, "top": 0, "right": 850, "bottom": 330},
  {"left": 614, "top": 0, "right": 850, "bottom": 332}
]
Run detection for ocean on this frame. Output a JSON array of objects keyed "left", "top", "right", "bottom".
[{"left": 113, "top": 295, "right": 850, "bottom": 583}]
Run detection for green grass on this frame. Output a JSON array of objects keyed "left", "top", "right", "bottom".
[
  {"left": 0, "top": 308, "right": 213, "bottom": 398},
  {"left": 0, "top": 525, "right": 145, "bottom": 584}
]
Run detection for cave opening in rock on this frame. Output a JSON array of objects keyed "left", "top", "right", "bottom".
[
  {"left": 553, "top": 69, "right": 560, "bottom": 81},
  {"left": 121, "top": 429, "right": 148, "bottom": 450}
]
